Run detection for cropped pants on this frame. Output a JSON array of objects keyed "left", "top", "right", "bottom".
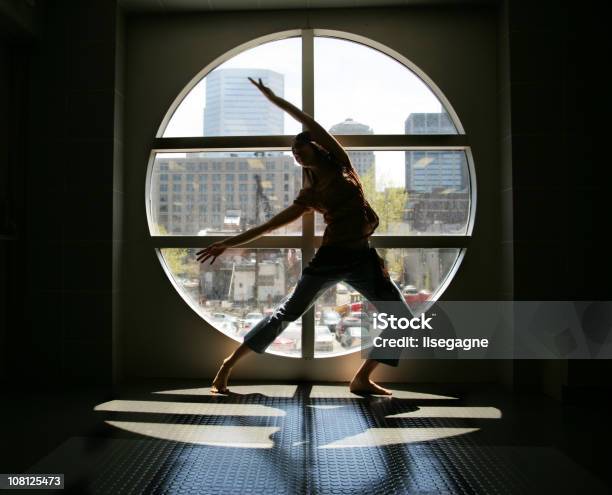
[{"left": 242, "top": 245, "right": 414, "bottom": 367}]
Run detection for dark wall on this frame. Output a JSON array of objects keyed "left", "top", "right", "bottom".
[
  {"left": 1, "top": 0, "right": 125, "bottom": 388},
  {"left": 0, "top": 35, "right": 9, "bottom": 382},
  {"left": 0, "top": 1, "right": 38, "bottom": 384},
  {"left": 501, "top": 0, "right": 612, "bottom": 398}
]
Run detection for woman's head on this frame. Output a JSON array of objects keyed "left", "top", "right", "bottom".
[
  {"left": 292, "top": 131, "right": 328, "bottom": 168},
  {"left": 292, "top": 130, "right": 366, "bottom": 198}
]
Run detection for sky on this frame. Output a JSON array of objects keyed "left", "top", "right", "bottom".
[{"left": 161, "top": 36, "right": 450, "bottom": 190}]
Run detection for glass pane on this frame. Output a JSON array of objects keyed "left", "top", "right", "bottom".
[
  {"left": 160, "top": 248, "right": 303, "bottom": 357},
  {"left": 163, "top": 37, "right": 302, "bottom": 137},
  {"left": 314, "top": 36, "right": 458, "bottom": 135},
  {"left": 314, "top": 248, "right": 462, "bottom": 357},
  {"left": 149, "top": 152, "right": 303, "bottom": 236},
  {"left": 314, "top": 151, "right": 470, "bottom": 236}
]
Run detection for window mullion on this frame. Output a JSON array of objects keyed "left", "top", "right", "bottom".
[
  {"left": 301, "top": 28, "right": 315, "bottom": 359},
  {"left": 152, "top": 135, "right": 470, "bottom": 151},
  {"left": 148, "top": 236, "right": 471, "bottom": 249}
]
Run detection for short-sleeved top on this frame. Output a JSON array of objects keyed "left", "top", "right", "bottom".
[{"left": 293, "top": 160, "right": 380, "bottom": 247}]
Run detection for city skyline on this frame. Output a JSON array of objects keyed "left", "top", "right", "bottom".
[
  {"left": 162, "top": 36, "right": 454, "bottom": 190},
  {"left": 151, "top": 58, "right": 469, "bottom": 237}
]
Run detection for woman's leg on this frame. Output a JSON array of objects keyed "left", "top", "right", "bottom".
[
  {"left": 211, "top": 271, "right": 338, "bottom": 393},
  {"left": 344, "top": 250, "right": 414, "bottom": 395},
  {"left": 349, "top": 358, "right": 390, "bottom": 395},
  {"left": 211, "top": 341, "right": 254, "bottom": 393}
]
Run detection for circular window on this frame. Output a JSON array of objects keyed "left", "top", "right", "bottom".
[{"left": 146, "top": 30, "right": 475, "bottom": 359}]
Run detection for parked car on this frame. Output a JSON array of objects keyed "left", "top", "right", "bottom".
[
  {"left": 339, "top": 326, "right": 363, "bottom": 348},
  {"left": 314, "top": 325, "right": 335, "bottom": 353},
  {"left": 239, "top": 312, "right": 264, "bottom": 336},
  {"left": 218, "top": 320, "right": 238, "bottom": 334},
  {"left": 319, "top": 310, "right": 341, "bottom": 332},
  {"left": 209, "top": 312, "right": 230, "bottom": 321},
  {"left": 401, "top": 285, "right": 433, "bottom": 304},
  {"left": 209, "top": 312, "right": 238, "bottom": 334},
  {"left": 336, "top": 315, "right": 362, "bottom": 342},
  {"left": 182, "top": 278, "right": 200, "bottom": 289},
  {"left": 209, "top": 312, "right": 234, "bottom": 325},
  {"left": 347, "top": 300, "right": 363, "bottom": 313},
  {"left": 418, "top": 290, "right": 432, "bottom": 301},
  {"left": 402, "top": 284, "right": 421, "bottom": 304},
  {"left": 336, "top": 283, "right": 350, "bottom": 295},
  {"left": 270, "top": 321, "right": 301, "bottom": 352},
  {"left": 270, "top": 334, "right": 296, "bottom": 352}
]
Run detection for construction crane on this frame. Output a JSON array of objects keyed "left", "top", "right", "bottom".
[
  {"left": 250, "top": 173, "right": 274, "bottom": 310},
  {"left": 253, "top": 173, "right": 274, "bottom": 225},
  {"left": 238, "top": 173, "right": 274, "bottom": 231}
]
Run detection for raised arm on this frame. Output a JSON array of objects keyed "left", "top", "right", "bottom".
[
  {"left": 248, "top": 77, "right": 351, "bottom": 167},
  {"left": 196, "top": 203, "right": 309, "bottom": 265}
]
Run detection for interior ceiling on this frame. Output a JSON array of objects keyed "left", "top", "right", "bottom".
[{"left": 118, "top": 0, "right": 495, "bottom": 13}]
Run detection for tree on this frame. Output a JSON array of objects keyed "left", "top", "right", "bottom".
[
  {"left": 359, "top": 167, "right": 408, "bottom": 278},
  {"left": 157, "top": 224, "right": 197, "bottom": 278}
]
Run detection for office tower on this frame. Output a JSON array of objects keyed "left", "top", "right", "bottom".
[
  {"left": 404, "top": 113, "right": 469, "bottom": 233},
  {"left": 329, "top": 117, "right": 375, "bottom": 177},
  {"left": 404, "top": 112, "right": 466, "bottom": 192},
  {"left": 203, "top": 68, "right": 285, "bottom": 136}
]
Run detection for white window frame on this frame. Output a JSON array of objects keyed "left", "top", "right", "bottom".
[{"left": 146, "top": 28, "right": 476, "bottom": 360}]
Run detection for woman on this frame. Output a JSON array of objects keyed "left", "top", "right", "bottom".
[{"left": 196, "top": 77, "right": 413, "bottom": 395}]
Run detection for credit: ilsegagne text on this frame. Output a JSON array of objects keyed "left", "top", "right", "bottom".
[{"left": 372, "top": 336, "right": 489, "bottom": 351}]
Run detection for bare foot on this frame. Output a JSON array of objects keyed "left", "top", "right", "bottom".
[
  {"left": 349, "top": 376, "right": 392, "bottom": 396},
  {"left": 210, "top": 360, "right": 231, "bottom": 394}
]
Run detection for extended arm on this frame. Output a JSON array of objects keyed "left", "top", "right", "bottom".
[
  {"left": 197, "top": 203, "right": 309, "bottom": 264},
  {"left": 222, "top": 203, "right": 309, "bottom": 248},
  {"left": 248, "top": 77, "right": 351, "bottom": 167}
]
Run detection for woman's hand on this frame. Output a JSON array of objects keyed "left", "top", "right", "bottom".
[
  {"left": 248, "top": 77, "right": 278, "bottom": 102},
  {"left": 196, "top": 241, "right": 229, "bottom": 265}
]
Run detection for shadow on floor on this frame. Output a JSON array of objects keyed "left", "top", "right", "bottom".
[{"left": 1, "top": 380, "right": 610, "bottom": 494}]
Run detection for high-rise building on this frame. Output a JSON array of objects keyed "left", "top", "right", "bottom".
[
  {"left": 328, "top": 117, "right": 375, "bottom": 178},
  {"left": 203, "top": 68, "right": 285, "bottom": 136},
  {"left": 403, "top": 112, "right": 469, "bottom": 233},
  {"left": 404, "top": 112, "right": 467, "bottom": 192},
  {"left": 405, "top": 111, "right": 455, "bottom": 135},
  {"left": 405, "top": 150, "right": 467, "bottom": 192}
]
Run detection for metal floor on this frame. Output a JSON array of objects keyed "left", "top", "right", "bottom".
[{"left": 18, "top": 382, "right": 609, "bottom": 494}]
